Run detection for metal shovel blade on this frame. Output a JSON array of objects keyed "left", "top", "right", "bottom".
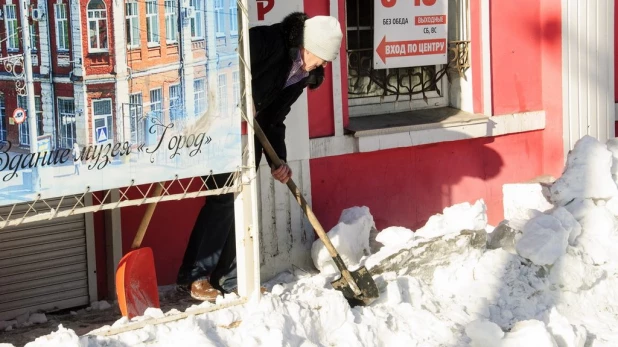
[{"left": 331, "top": 266, "right": 379, "bottom": 306}]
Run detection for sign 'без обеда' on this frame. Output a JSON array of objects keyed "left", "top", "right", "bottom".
[{"left": 374, "top": 0, "right": 448, "bottom": 69}]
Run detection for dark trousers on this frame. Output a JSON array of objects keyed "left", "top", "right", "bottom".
[
  {"left": 176, "top": 173, "right": 239, "bottom": 292},
  {"left": 177, "top": 147, "right": 264, "bottom": 293}
]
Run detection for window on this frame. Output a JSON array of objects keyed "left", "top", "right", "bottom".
[
  {"left": 193, "top": 79, "right": 205, "bottom": 117},
  {"left": 125, "top": 2, "right": 140, "bottom": 48},
  {"left": 190, "top": 0, "right": 203, "bottom": 38},
  {"left": 232, "top": 71, "right": 240, "bottom": 108},
  {"left": 165, "top": 1, "right": 178, "bottom": 43},
  {"left": 146, "top": 0, "right": 160, "bottom": 45},
  {"left": 92, "top": 99, "right": 112, "bottom": 143},
  {"left": 169, "top": 84, "right": 183, "bottom": 121},
  {"left": 30, "top": 23, "right": 37, "bottom": 51},
  {"left": 0, "top": 94, "right": 6, "bottom": 142},
  {"left": 4, "top": 5, "right": 18, "bottom": 51},
  {"left": 214, "top": 0, "right": 224, "bottom": 35},
  {"left": 87, "top": 0, "right": 108, "bottom": 51},
  {"left": 55, "top": 4, "right": 70, "bottom": 51},
  {"left": 149, "top": 88, "right": 162, "bottom": 122},
  {"left": 17, "top": 96, "right": 43, "bottom": 146},
  {"left": 345, "top": 0, "right": 446, "bottom": 116},
  {"left": 58, "top": 98, "right": 76, "bottom": 149},
  {"left": 218, "top": 74, "right": 227, "bottom": 113},
  {"left": 229, "top": 0, "right": 238, "bottom": 35},
  {"left": 129, "top": 93, "right": 143, "bottom": 144}
]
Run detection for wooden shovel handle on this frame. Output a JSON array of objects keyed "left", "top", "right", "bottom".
[
  {"left": 253, "top": 122, "right": 344, "bottom": 261},
  {"left": 131, "top": 183, "right": 164, "bottom": 249},
  {"left": 253, "top": 122, "right": 361, "bottom": 295}
]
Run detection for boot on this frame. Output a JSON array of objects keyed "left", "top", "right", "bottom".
[{"left": 190, "top": 279, "right": 222, "bottom": 302}]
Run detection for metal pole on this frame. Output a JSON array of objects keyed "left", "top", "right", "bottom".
[{"left": 19, "top": 0, "right": 39, "bottom": 189}]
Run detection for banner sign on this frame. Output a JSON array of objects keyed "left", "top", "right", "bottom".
[
  {"left": 374, "top": 0, "right": 448, "bottom": 69},
  {"left": 0, "top": 18, "right": 242, "bottom": 207}
]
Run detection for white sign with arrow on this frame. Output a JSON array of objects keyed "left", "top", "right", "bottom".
[{"left": 374, "top": 0, "right": 448, "bottom": 69}]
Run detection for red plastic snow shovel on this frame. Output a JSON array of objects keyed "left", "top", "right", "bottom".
[
  {"left": 251, "top": 121, "right": 379, "bottom": 306},
  {"left": 116, "top": 183, "right": 164, "bottom": 318}
]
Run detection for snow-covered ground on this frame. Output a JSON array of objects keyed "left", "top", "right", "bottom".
[{"left": 4, "top": 134, "right": 618, "bottom": 346}]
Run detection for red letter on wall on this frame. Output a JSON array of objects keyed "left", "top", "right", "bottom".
[{"left": 256, "top": 0, "right": 275, "bottom": 20}]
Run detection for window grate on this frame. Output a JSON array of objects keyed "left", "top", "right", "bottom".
[{"left": 346, "top": 0, "right": 445, "bottom": 103}]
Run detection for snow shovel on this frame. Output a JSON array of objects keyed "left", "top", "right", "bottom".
[
  {"left": 252, "top": 121, "right": 379, "bottom": 306},
  {"left": 116, "top": 183, "right": 164, "bottom": 318}
]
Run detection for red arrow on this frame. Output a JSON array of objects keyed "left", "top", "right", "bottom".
[{"left": 376, "top": 36, "right": 447, "bottom": 64}]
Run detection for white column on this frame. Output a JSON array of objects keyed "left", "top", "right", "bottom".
[{"left": 112, "top": 0, "right": 129, "bottom": 143}]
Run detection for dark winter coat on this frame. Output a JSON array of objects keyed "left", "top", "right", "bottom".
[{"left": 249, "top": 12, "right": 324, "bottom": 167}]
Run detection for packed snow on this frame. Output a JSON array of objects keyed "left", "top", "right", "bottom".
[{"left": 3, "top": 134, "right": 618, "bottom": 346}]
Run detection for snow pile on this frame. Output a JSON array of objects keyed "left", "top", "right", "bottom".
[{"left": 8, "top": 135, "right": 618, "bottom": 347}]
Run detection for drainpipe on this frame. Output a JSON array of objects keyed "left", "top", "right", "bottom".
[{"left": 19, "top": 0, "right": 39, "bottom": 188}]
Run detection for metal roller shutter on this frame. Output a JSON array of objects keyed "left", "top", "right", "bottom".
[{"left": 0, "top": 199, "right": 90, "bottom": 321}]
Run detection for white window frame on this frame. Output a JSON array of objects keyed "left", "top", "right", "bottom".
[
  {"left": 92, "top": 99, "right": 113, "bottom": 144},
  {"left": 146, "top": 0, "right": 160, "bottom": 46},
  {"left": 129, "top": 93, "right": 143, "bottom": 145},
  {"left": 55, "top": 3, "right": 70, "bottom": 52},
  {"left": 87, "top": 0, "right": 109, "bottom": 52},
  {"left": 190, "top": 0, "right": 203, "bottom": 39},
  {"left": 125, "top": 1, "right": 140, "bottom": 48},
  {"left": 229, "top": 0, "right": 238, "bottom": 36},
  {"left": 4, "top": 5, "right": 19, "bottom": 52},
  {"left": 30, "top": 23, "right": 37, "bottom": 52},
  {"left": 165, "top": 0, "right": 178, "bottom": 43},
  {"left": 218, "top": 74, "right": 227, "bottom": 113},
  {"left": 149, "top": 88, "right": 162, "bottom": 122},
  {"left": 193, "top": 79, "right": 205, "bottom": 117},
  {"left": 58, "top": 98, "right": 76, "bottom": 149},
  {"left": 17, "top": 95, "right": 43, "bottom": 146},
  {"left": 169, "top": 84, "right": 182, "bottom": 121},
  {"left": 345, "top": 0, "right": 447, "bottom": 117},
  {"left": 214, "top": 0, "right": 225, "bottom": 37}
]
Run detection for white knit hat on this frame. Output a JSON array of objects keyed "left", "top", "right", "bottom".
[{"left": 303, "top": 16, "right": 343, "bottom": 62}]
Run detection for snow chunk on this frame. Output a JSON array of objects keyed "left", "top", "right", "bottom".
[
  {"left": 550, "top": 207, "right": 582, "bottom": 245},
  {"left": 27, "top": 313, "right": 47, "bottom": 325},
  {"left": 606, "top": 137, "right": 618, "bottom": 183},
  {"left": 0, "top": 320, "right": 16, "bottom": 331},
  {"left": 24, "top": 325, "right": 84, "bottom": 347},
  {"left": 516, "top": 214, "right": 569, "bottom": 266},
  {"left": 466, "top": 320, "right": 505, "bottom": 346},
  {"left": 375, "top": 226, "right": 414, "bottom": 247},
  {"left": 415, "top": 199, "right": 487, "bottom": 239},
  {"left": 90, "top": 300, "right": 111, "bottom": 311},
  {"left": 503, "top": 182, "right": 554, "bottom": 220},
  {"left": 574, "top": 206, "right": 617, "bottom": 265},
  {"left": 549, "top": 248, "right": 605, "bottom": 292},
  {"left": 467, "top": 320, "right": 557, "bottom": 347},
  {"left": 550, "top": 136, "right": 618, "bottom": 206},
  {"left": 546, "top": 308, "right": 587, "bottom": 347},
  {"left": 311, "top": 206, "right": 374, "bottom": 274}
]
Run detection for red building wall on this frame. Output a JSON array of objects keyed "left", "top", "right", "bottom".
[{"left": 309, "top": 0, "right": 564, "bottom": 232}]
